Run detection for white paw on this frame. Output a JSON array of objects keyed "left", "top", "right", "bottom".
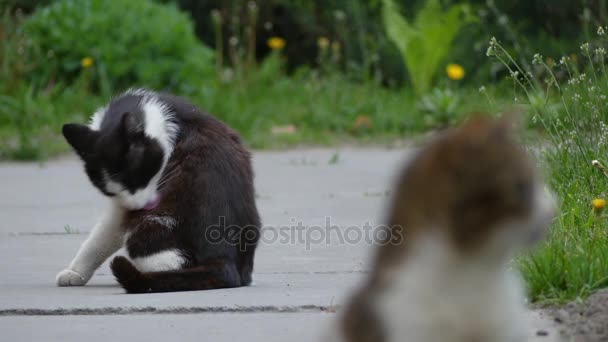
[{"left": 56, "top": 269, "right": 88, "bottom": 286}]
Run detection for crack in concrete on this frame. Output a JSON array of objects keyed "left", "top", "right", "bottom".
[
  {"left": 0, "top": 305, "right": 339, "bottom": 317},
  {"left": 258, "top": 270, "right": 367, "bottom": 275}
]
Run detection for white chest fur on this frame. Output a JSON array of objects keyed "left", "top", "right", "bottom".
[{"left": 375, "top": 234, "right": 528, "bottom": 342}]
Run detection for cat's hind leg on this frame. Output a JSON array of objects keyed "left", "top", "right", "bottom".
[
  {"left": 130, "top": 248, "right": 186, "bottom": 273},
  {"left": 123, "top": 214, "right": 183, "bottom": 271},
  {"left": 116, "top": 215, "right": 242, "bottom": 293},
  {"left": 110, "top": 256, "right": 241, "bottom": 293}
]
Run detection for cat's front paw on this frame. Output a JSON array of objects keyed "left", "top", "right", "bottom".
[{"left": 56, "top": 269, "right": 87, "bottom": 286}]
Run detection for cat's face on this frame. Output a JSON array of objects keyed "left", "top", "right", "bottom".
[
  {"left": 63, "top": 112, "right": 165, "bottom": 210},
  {"left": 438, "top": 117, "right": 555, "bottom": 254},
  {"left": 389, "top": 116, "right": 556, "bottom": 258}
]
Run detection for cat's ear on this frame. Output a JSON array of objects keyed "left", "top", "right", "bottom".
[
  {"left": 461, "top": 114, "right": 494, "bottom": 141},
  {"left": 62, "top": 123, "right": 98, "bottom": 159},
  {"left": 121, "top": 112, "right": 143, "bottom": 140},
  {"left": 461, "top": 113, "right": 517, "bottom": 142}
]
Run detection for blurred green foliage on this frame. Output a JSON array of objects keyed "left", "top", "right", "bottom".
[
  {"left": 21, "top": 0, "right": 214, "bottom": 94},
  {"left": 1, "top": 0, "right": 607, "bottom": 162},
  {"left": 382, "top": 0, "right": 475, "bottom": 95},
  {"left": 163, "top": 0, "right": 606, "bottom": 85},
  {"left": 9, "top": 0, "right": 606, "bottom": 86}
]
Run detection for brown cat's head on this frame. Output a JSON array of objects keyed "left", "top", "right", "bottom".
[{"left": 384, "top": 115, "right": 555, "bottom": 260}]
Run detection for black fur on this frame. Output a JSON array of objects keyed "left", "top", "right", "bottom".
[
  {"left": 110, "top": 256, "right": 241, "bottom": 293},
  {"left": 64, "top": 90, "right": 260, "bottom": 293},
  {"left": 62, "top": 96, "right": 165, "bottom": 197}
]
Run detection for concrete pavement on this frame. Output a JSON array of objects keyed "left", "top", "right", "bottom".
[{"left": 0, "top": 148, "right": 564, "bottom": 341}]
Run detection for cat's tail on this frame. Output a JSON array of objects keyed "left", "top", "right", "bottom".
[{"left": 109, "top": 256, "right": 244, "bottom": 293}]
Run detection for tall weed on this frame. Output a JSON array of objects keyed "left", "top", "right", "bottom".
[{"left": 487, "top": 32, "right": 608, "bottom": 302}]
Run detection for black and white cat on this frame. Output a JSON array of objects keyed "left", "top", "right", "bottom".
[{"left": 56, "top": 89, "right": 260, "bottom": 293}]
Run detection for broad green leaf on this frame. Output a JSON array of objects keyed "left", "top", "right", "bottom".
[{"left": 382, "top": 0, "right": 476, "bottom": 95}]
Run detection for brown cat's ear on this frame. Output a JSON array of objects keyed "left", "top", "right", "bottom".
[
  {"left": 62, "top": 124, "right": 98, "bottom": 159},
  {"left": 460, "top": 114, "right": 494, "bottom": 142}
]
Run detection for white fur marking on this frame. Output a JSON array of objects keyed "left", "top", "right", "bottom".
[
  {"left": 102, "top": 169, "right": 124, "bottom": 195},
  {"left": 95, "top": 90, "right": 180, "bottom": 210},
  {"left": 117, "top": 92, "right": 178, "bottom": 210},
  {"left": 143, "top": 215, "right": 177, "bottom": 229},
  {"left": 124, "top": 88, "right": 153, "bottom": 96},
  {"left": 88, "top": 106, "right": 108, "bottom": 131},
  {"left": 117, "top": 173, "right": 161, "bottom": 210},
  {"left": 376, "top": 233, "right": 529, "bottom": 342},
  {"left": 141, "top": 97, "right": 179, "bottom": 157},
  {"left": 131, "top": 249, "right": 185, "bottom": 272}
]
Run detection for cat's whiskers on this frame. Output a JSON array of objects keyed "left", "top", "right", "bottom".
[
  {"left": 157, "top": 164, "right": 179, "bottom": 190},
  {"left": 160, "top": 162, "right": 178, "bottom": 181}
]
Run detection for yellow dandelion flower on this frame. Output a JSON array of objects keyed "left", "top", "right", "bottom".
[
  {"left": 267, "top": 37, "right": 285, "bottom": 50},
  {"left": 81, "top": 57, "right": 94, "bottom": 69},
  {"left": 446, "top": 63, "right": 465, "bottom": 80},
  {"left": 318, "top": 37, "right": 330, "bottom": 49},
  {"left": 592, "top": 198, "right": 606, "bottom": 213}
]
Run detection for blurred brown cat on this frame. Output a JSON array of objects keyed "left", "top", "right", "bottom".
[{"left": 336, "top": 116, "right": 556, "bottom": 342}]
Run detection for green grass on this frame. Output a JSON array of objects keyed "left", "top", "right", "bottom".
[
  {"left": 0, "top": 70, "right": 496, "bottom": 159},
  {"left": 487, "top": 34, "right": 608, "bottom": 303},
  {"left": 520, "top": 148, "right": 608, "bottom": 303},
  {"left": 520, "top": 135, "right": 608, "bottom": 303},
  {"left": 0, "top": 5, "right": 503, "bottom": 159},
  {"left": 0, "top": 82, "right": 104, "bottom": 160}
]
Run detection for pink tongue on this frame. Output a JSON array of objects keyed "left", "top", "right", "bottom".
[{"left": 143, "top": 196, "right": 161, "bottom": 210}]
